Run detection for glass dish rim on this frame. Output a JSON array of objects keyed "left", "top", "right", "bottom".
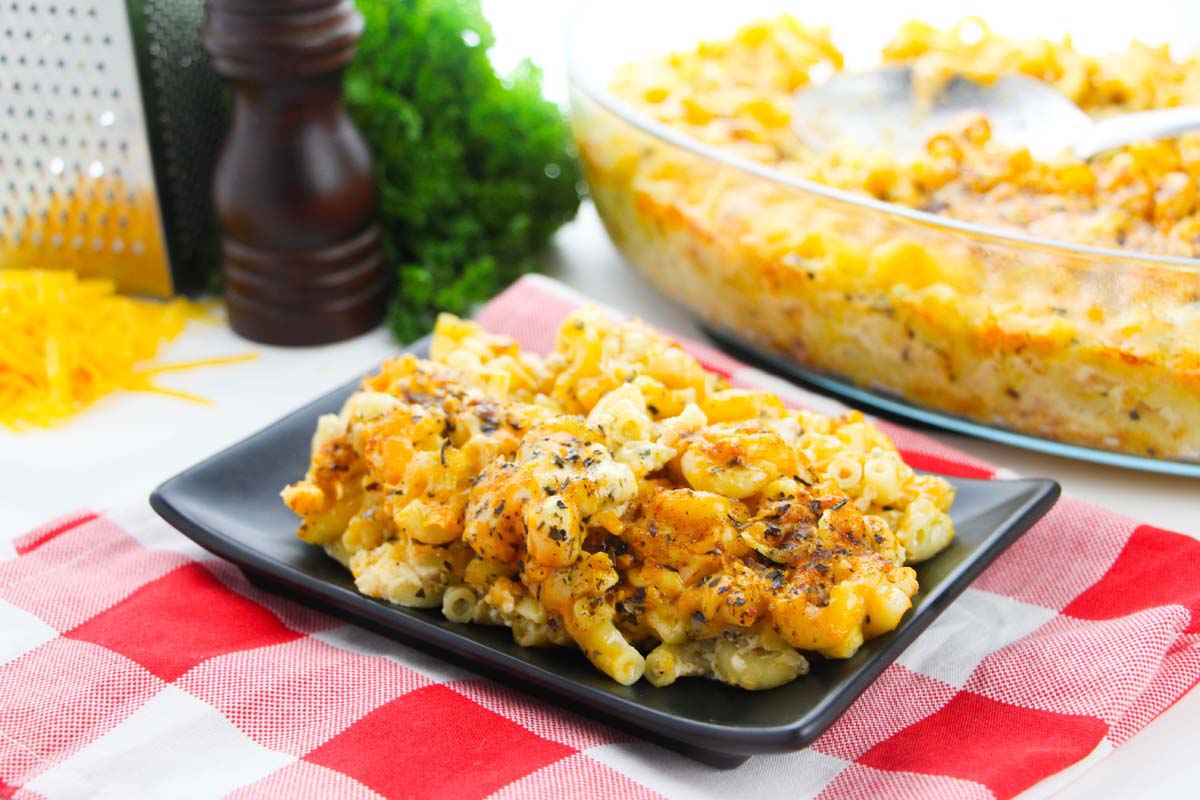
[{"left": 565, "top": 6, "right": 1200, "bottom": 276}]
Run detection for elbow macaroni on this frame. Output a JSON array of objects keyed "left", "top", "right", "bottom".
[
  {"left": 282, "top": 309, "right": 957, "bottom": 688},
  {"left": 577, "top": 15, "right": 1200, "bottom": 464}
]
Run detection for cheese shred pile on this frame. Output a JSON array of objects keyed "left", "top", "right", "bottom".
[{"left": 0, "top": 269, "right": 256, "bottom": 430}]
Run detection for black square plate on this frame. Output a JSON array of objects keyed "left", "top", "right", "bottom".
[{"left": 151, "top": 338, "right": 1059, "bottom": 768}]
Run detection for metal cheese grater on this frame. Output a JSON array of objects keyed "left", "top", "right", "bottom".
[{"left": 0, "top": 0, "right": 226, "bottom": 296}]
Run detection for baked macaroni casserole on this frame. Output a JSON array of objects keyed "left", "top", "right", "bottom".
[
  {"left": 283, "top": 310, "right": 956, "bottom": 689},
  {"left": 574, "top": 16, "right": 1200, "bottom": 462}
]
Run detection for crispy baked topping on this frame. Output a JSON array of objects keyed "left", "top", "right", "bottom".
[{"left": 282, "top": 310, "right": 957, "bottom": 688}]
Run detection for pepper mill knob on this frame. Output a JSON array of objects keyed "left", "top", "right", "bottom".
[{"left": 202, "top": 0, "right": 387, "bottom": 345}]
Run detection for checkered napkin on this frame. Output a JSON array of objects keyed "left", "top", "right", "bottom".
[{"left": 3, "top": 275, "right": 1199, "bottom": 800}]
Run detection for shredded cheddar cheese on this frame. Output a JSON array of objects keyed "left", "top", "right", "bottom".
[{"left": 0, "top": 269, "right": 255, "bottom": 430}]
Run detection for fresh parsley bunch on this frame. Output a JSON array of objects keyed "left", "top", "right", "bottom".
[{"left": 347, "top": 0, "right": 583, "bottom": 341}]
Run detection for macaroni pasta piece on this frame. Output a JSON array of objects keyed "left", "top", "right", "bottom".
[{"left": 283, "top": 310, "right": 957, "bottom": 688}]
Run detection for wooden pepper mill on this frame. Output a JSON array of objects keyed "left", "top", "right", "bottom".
[{"left": 202, "top": 0, "right": 387, "bottom": 345}]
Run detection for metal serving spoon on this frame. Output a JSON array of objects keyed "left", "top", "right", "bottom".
[{"left": 792, "top": 65, "right": 1200, "bottom": 160}]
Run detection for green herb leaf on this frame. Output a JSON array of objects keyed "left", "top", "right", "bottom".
[{"left": 349, "top": 0, "right": 582, "bottom": 341}]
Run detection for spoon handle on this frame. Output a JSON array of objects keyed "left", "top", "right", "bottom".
[{"left": 1074, "top": 106, "right": 1200, "bottom": 159}]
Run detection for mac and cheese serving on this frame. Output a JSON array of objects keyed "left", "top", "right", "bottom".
[
  {"left": 575, "top": 16, "right": 1200, "bottom": 463},
  {"left": 283, "top": 310, "right": 956, "bottom": 689}
]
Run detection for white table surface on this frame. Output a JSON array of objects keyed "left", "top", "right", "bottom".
[{"left": 4, "top": 1, "right": 1200, "bottom": 796}]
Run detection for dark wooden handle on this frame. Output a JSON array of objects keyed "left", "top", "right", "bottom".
[{"left": 203, "top": 0, "right": 387, "bottom": 346}]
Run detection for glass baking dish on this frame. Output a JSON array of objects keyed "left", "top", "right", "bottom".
[{"left": 566, "top": 0, "right": 1200, "bottom": 473}]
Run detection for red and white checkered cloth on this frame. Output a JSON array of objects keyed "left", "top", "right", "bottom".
[{"left": 3, "top": 275, "right": 1199, "bottom": 800}]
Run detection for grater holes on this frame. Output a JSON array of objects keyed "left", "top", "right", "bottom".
[{"left": 2, "top": 1, "right": 181, "bottom": 271}]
